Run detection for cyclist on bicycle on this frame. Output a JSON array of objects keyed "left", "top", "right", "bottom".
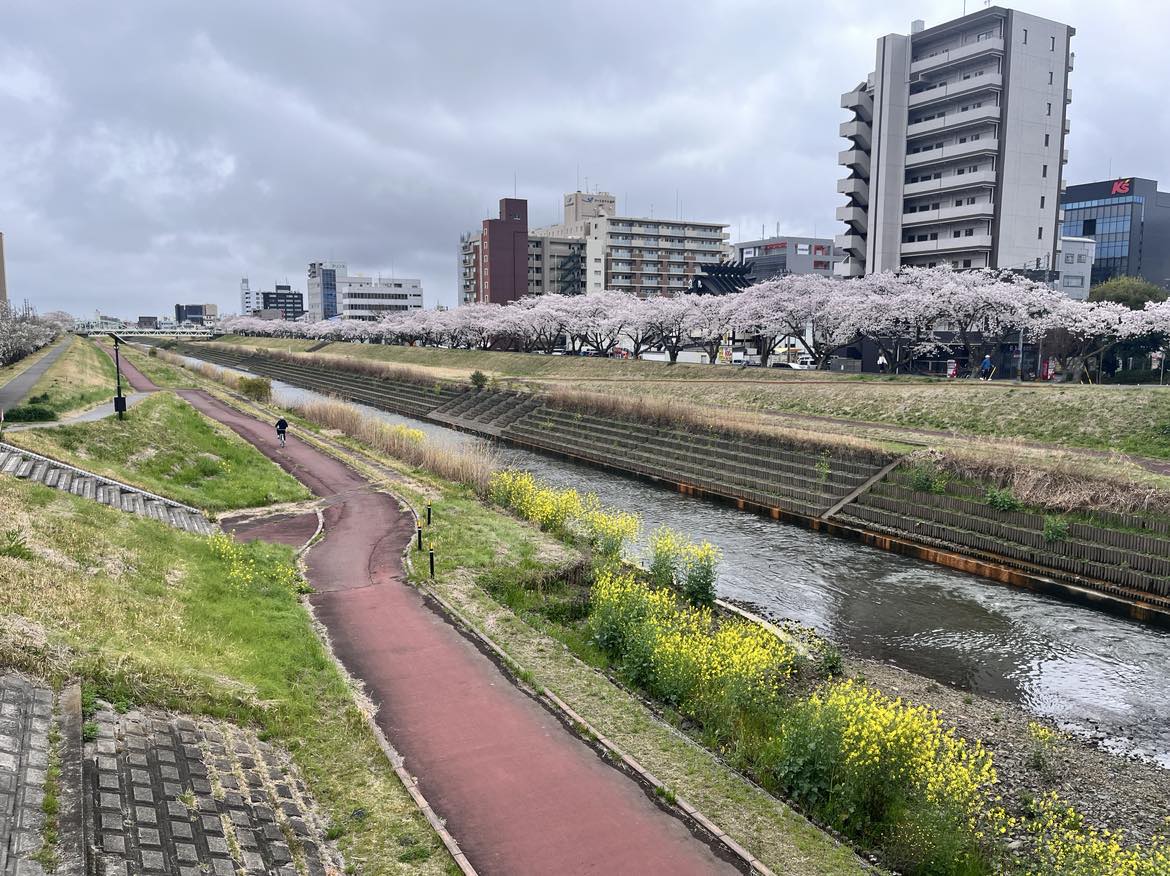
[{"left": 275, "top": 417, "right": 288, "bottom": 448}]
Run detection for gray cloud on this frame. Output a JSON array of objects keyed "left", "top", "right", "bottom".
[{"left": 2, "top": 0, "right": 1166, "bottom": 315}]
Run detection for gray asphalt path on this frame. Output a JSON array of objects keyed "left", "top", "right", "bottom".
[{"left": 0, "top": 338, "right": 71, "bottom": 414}]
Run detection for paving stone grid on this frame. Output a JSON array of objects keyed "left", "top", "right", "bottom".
[
  {"left": 0, "top": 675, "right": 53, "bottom": 876},
  {"left": 88, "top": 707, "right": 339, "bottom": 876}
]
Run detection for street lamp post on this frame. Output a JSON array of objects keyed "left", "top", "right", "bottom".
[{"left": 108, "top": 332, "right": 127, "bottom": 420}]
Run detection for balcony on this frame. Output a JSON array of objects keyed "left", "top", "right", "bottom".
[
  {"left": 835, "top": 259, "right": 865, "bottom": 278},
  {"left": 838, "top": 148, "right": 871, "bottom": 178},
  {"left": 836, "top": 205, "right": 868, "bottom": 233},
  {"left": 902, "top": 169, "right": 997, "bottom": 197},
  {"left": 1066, "top": 87, "right": 1073, "bottom": 104},
  {"left": 837, "top": 176, "right": 869, "bottom": 205},
  {"left": 1068, "top": 51, "right": 1075, "bottom": 72},
  {"left": 1064, "top": 117, "right": 1071, "bottom": 135},
  {"left": 908, "top": 73, "right": 1002, "bottom": 109},
  {"left": 905, "top": 138, "right": 998, "bottom": 169},
  {"left": 902, "top": 201, "right": 994, "bottom": 227},
  {"left": 900, "top": 234, "right": 993, "bottom": 255},
  {"left": 835, "top": 232, "right": 866, "bottom": 257},
  {"left": 1062, "top": 148, "right": 1069, "bottom": 164},
  {"left": 841, "top": 87, "right": 873, "bottom": 122},
  {"left": 910, "top": 37, "right": 1004, "bottom": 76},
  {"left": 906, "top": 103, "right": 999, "bottom": 139},
  {"left": 839, "top": 119, "right": 872, "bottom": 150}
]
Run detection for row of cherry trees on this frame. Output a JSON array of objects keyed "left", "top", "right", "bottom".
[
  {"left": 0, "top": 304, "right": 63, "bottom": 366},
  {"left": 220, "top": 268, "right": 1170, "bottom": 377}
]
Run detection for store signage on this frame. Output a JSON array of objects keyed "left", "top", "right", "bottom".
[{"left": 1111, "top": 178, "right": 1132, "bottom": 195}]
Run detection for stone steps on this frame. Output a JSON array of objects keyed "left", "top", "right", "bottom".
[{"left": 0, "top": 443, "right": 215, "bottom": 536}]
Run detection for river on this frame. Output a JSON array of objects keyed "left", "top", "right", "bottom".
[{"left": 192, "top": 360, "right": 1170, "bottom": 766}]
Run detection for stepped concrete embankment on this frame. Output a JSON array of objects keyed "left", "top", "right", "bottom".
[{"left": 176, "top": 343, "right": 1170, "bottom": 627}]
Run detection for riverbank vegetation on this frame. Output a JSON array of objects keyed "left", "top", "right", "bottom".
[
  {"left": 5, "top": 392, "right": 308, "bottom": 513},
  {"left": 18, "top": 336, "right": 115, "bottom": 416},
  {"left": 146, "top": 350, "right": 1170, "bottom": 874},
  {"left": 0, "top": 477, "right": 453, "bottom": 874}
]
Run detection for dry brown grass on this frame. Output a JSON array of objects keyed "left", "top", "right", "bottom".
[
  {"left": 920, "top": 446, "right": 1170, "bottom": 516},
  {"left": 284, "top": 397, "right": 501, "bottom": 494},
  {"left": 203, "top": 342, "right": 446, "bottom": 390},
  {"left": 156, "top": 349, "right": 245, "bottom": 391},
  {"left": 543, "top": 385, "right": 896, "bottom": 464}
]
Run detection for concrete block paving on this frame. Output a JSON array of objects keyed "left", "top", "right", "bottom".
[
  {"left": 0, "top": 675, "right": 53, "bottom": 876},
  {"left": 86, "top": 707, "right": 339, "bottom": 876}
]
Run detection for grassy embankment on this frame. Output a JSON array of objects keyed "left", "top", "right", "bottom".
[
  {"left": 5, "top": 392, "right": 308, "bottom": 513},
  {"left": 212, "top": 336, "right": 1170, "bottom": 461},
  {"left": 166, "top": 346, "right": 1170, "bottom": 876},
  {"left": 18, "top": 336, "right": 116, "bottom": 416},
  {"left": 144, "top": 345, "right": 867, "bottom": 874},
  {"left": 0, "top": 479, "right": 455, "bottom": 875}
]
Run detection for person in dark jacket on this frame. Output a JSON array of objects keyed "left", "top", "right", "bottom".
[{"left": 275, "top": 417, "right": 288, "bottom": 448}]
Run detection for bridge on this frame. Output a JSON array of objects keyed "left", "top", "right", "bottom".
[{"left": 73, "top": 326, "right": 215, "bottom": 338}]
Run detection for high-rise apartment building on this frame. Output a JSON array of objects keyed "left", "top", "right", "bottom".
[
  {"left": 459, "top": 200, "right": 589, "bottom": 304},
  {"left": 1061, "top": 177, "right": 1170, "bottom": 288},
  {"left": 261, "top": 286, "right": 306, "bottom": 320},
  {"left": 835, "top": 7, "right": 1074, "bottom": 277},
  {"left": 307, "top": 262, "right": 422, "bottom": 320},
  {"left": 532, "top": 192, "right": 731, "bottom": 297}
]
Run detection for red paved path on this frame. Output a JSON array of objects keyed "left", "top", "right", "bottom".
[{"left": 174, "top": 388, "right": 736, "bottom": 875}]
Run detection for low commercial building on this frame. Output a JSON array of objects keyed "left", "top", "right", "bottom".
[
  {"left": 137, "top": 316, "right": 159, "bottom": 329},
  {"left": 307, "top": 262, "right": 423, "bottom": 320},
  {"left": 734, "top": 236, "right": 842, "bottom": 279},
  {"left": 1060, "top": 177, "right": 1170, "bottom": 288},
  {"left": 1057, "top": 236, "right": 1095, "bottom": 299},
  {"left": 174, "top": 303, "right": 218, "bottom": 325}
]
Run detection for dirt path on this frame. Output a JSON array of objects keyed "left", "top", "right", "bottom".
[{"left": 175, "top": 388, "right": 739, "bottom": 875}]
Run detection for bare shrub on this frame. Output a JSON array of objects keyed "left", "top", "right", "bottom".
[{"left": 290, "top": 397, "right": 500, "bottom": 494}]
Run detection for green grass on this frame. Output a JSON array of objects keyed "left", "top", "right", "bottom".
[
  {"left": 282, "top": 432, "right": 865, "bottom": 875},
  {"left": 0, "top": 477, "right": 455, "bottom": 876},
  {"left": 22, "top": 336, "right": 116, "bottom": 415},
  {"left": 119, "top": 345, "right": 200, "bottom": 389},
  {"left": 0, "top": 340, "right": 60, "bottom": 385},
  {"left": 5, "top": 392, "right": 308, "bottom": 513}
]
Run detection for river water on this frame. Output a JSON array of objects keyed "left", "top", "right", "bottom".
[{"left": 199, "top": 361, "right": 1170, "bottom": 766}]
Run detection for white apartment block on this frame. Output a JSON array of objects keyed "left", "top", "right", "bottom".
[
  {"left": 306, "top": 261, "right": 423, "bottom": 321},
  {"left": 835, "top": 6, "right": 1074, "bottom": 277},
  {"left": 532, "top": 192, "right": 731, "bottom": 296},
  {"left": 240, "top": 278, "right": 263, "bottom": 315}
]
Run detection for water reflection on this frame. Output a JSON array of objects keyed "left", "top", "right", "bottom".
[{"left": 262, "top": 378, "right": 1170, "bottom": 765}]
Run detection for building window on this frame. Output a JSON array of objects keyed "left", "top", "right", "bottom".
[
  {"left": 1040, "top": 195, "right": 1046, "bottom": 208},
  {"left": 1078, "top": 253, "right": 1087, "bottom": 263},
  {"left": 1042, "top": 164, "right": 1048, "bottom": 178},
  {"left": 796, "top": 243, "right": 810, "bottom": 254},
  {"left": 813, "top": 260, "right": 830, "bottom": 270},
  {"left": 953, "top": 230, "right": 962, "bottom": 238},
  {"left": 965, "top": 228, "right": 974, "bottom": 236},
  {"left": 1044, "top": 133, "right": 1050, "bottom": 147},
  {"left": 1048, "top": 71, "right": 1054, "bottom": 85},
  {"left": 1023, "top": 28, "right": 1028, "bottom": 44},
  {"left": 963, "top": 259, "right": 973, "bottom": 268},
  {"left": 1065, "top": 253, "right": 1075, "bottom": 264},
  {"left": 1038, "top": 226, "right": 1044, "bottom": 239},
  {"left": 1047, "top": 102, "right": 1052, "bottom": 116},
  {"left": 1050, "top": 35, "right": 1056, "bottom": 51},
  {"left": 1064, "top": 275, "right": 1084, "bottom": 287}
]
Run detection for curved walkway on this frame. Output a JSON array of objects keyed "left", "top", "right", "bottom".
[
  {"left": 171, "top": 387, "right": 738, "bottom": 875},
  {"left": 0, "top": 337, "right": 70, "bottom": 413}
]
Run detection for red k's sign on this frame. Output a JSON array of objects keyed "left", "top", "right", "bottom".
[{"left": 1111, "top": 178, "right": 1132, "bottom": 195}]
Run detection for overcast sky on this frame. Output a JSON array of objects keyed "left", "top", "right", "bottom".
[{"left": 2, "top": 0, "right": 1166, "bottom": 317}]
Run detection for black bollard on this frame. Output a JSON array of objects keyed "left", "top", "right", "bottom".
[
  {"left": 416, "top": 523, "right": 423, "bottom": 551},
  {"left": 426, "top": 503, "right": 432, "bottom": 526},
  {"left": 428, "top": 548, "right": 435, "bottom": 579}
]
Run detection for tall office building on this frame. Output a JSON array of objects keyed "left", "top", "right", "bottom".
[
  {"left": 240, "top": 278, "right": 263, "bottom": 315},
  {"left": 835, "top": 7, "right": 1074, "bottom": 277},
  {"left": 307, "top": 262, "right": 422, "bottom": 320},
  {"left": 1061, "top": 177, "right": 1170, "bottom": 288},
  {"left": 306, "top": 262, "right": 345, "bottom": 320}
]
